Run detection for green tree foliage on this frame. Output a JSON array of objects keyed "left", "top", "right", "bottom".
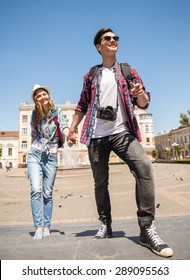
[
  {"left": 188, "top": 143, "right": 190, "bottom": 151},
  {"left": 179, "top": 110, "right": 190, "bottom": 125},
  {"left": 176, "top": 145, "right": 183, "bottom": 156},
  {"left": 152, "top": 149, "right": 158, "bottom": 159}
]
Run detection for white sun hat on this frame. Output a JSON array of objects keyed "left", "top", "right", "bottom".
[{"left": 30, "top": 84, "right": 50, "bottom": 101}]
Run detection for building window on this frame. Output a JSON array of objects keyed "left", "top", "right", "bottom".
[
  {"left": 22, "top": 128, "right": 28, "bottom": 135},
  {"left": 145, "top": 125, "right": 149, "bottom": 133},
  {"left": 22, "top": 115, "right": 28, "bottom": 123},
  {"left": 8, "top": 148, "right": 12, "bottom": 156},
  {"left": 23, "top": 155, "right": 26, "bottom": 163},
  {"left": 140, "top": 114, "right": 152, "bottom": 120},
  {"left": 22, "top": 141, "right": 27, "bottom": 148},
  {"left": 146, "top": 137, "right": 150, "bottom": 145},
  {"left": 0, "top": 148, "right": 2, "bottom": 157}
]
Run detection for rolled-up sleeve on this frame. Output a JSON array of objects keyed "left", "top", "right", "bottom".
[{"left": 130, "top": 67, "right": 150, "bottom": 109}]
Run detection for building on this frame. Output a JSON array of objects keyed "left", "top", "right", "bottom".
[
  {"left": 135, "top": 108, "right": 155, "bottom": 158},
  {"left": 18, "top": 101, "right": 155, "bottom": 167},
  {"left": 154, "top": 125, "right": 190, "bottom": 159},
  {"left": 0, "top": 131, "right": 19, "bottom": 169}
]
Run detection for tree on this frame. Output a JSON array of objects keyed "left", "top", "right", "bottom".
[
  {"left": 152, "top": 149, "right": 158, "bottom": 159},
  {"left": 165, "top": 147, "right": 170, "bottom": 159},
  {"left": 179, "top": 110, "right": 190, "bottom": 125},
  {"left": 176, "top": 145, "right": 183, "bottom": 157},
  {"left": 188, "top": 143, "right": 190, "bottom": 157}
]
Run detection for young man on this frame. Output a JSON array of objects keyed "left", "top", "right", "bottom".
[{"left": 67, "top": 27, "right": 173, "bottom": 258}]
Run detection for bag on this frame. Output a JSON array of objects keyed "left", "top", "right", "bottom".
[
  {"left": 32, "top": 107, "right": 64, "bottom": 148},
  {"left": 86, "top": 63, "right": 132, "bottom": 102}
]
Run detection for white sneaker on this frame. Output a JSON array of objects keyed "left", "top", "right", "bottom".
[
  {"left": 43, "top": 228, "right": 51, "bottom": 238},
  {"left": 33, "top": 228, "right": 43, "bottom": 240}
]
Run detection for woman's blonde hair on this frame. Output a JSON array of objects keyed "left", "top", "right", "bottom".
[{"left": 33, "top": 90, "right": 55, "bottom": 120}]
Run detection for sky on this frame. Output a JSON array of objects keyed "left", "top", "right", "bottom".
[{"left": 0, "top": 0, "right": 190, "bottom": 135}]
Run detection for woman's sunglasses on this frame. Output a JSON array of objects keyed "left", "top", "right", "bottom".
[{"left": 100, "top": 35, "right": 119, "bottom": 43}]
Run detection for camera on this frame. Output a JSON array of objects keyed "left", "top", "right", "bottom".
[{"left": 97, "top": 106, "right": 117, "bottom": 121}]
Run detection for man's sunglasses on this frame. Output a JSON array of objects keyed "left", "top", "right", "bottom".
[{"left": 100, "top": 35, "right": 119, "bottom": 43}]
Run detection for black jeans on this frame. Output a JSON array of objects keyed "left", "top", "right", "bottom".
[{"left": 88, "top": 130, "right": 155, "bottom": 228}]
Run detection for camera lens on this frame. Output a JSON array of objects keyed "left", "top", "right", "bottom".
[{"left": 104, "top": 109, "right": 112, "bottom": 118}]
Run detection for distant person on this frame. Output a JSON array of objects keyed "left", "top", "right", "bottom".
[
  {"left": 5, "top": 161, "right": 11, "bottom": 172},
  {"left": 67, "top": 27, "right": 173, "bottom": 257},
  {"left": 27, "top": 84, "right": 69, "bottom": 239}
]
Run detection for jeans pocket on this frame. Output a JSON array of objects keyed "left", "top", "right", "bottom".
[
  {"left": 48, "top": 153, "right": 58, "bottom": 163},
  {"left": 28, "top": 147, "right": 38, "bottom": 154},
  {"left": 27, "top": 149, "right": 41, "bottom": 165}
]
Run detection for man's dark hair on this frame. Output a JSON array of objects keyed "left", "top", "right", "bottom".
[{"left": 93, "top": 27, "right": 114, "bottom": 46}]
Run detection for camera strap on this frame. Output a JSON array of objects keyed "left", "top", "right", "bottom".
[{"left": 96, "top": 67, "right": 119, "bottom": 112}]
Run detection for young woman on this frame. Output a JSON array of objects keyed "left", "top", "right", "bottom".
[{"left": 27, "top": 84, "right": 69, "bottom": 239}]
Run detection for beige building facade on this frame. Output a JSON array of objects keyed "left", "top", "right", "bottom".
[
  {"left": 154, "top": 125, "right": 190, "bottom": 159},
  {"left": 18, "top": 101, "right": 155, "bottom": 167},
  {"left": 135, "top": 108, "right": 155, "bottom": 158},
  {"left": 0, "top": 131, "right": 19, "bottom": 168}
]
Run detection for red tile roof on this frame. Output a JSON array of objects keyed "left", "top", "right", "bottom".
[{"left": 0, "top": 131, "right": 19, "bottom": 137}]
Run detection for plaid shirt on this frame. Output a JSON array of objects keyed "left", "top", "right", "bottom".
[
  {"left": 75, "top": 62, "right": 150, "bottom": 146},
  {"left": 31, "top": 107, "right": 68, "bottom": 152}
]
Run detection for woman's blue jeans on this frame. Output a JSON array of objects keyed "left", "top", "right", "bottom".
[
  {"left": 88, "top": 130, "right": 155, "bottom": 228},
  {"left": 27, "top": 149, "right": 57, "bottom": 228}
]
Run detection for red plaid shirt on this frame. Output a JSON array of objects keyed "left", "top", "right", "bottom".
[{"left": 75, "top": 62, "right": 150, "bottom": 146}]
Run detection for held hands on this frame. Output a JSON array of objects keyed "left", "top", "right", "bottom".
[
  {"left": 62, "top": 128, "right": 74, "bottom": 147},
  {"left": 67, "top": 131, "right": 76, "bottom": 147},
  {"left": 129, "top": 82, "right": 144, "bottom": 98}
]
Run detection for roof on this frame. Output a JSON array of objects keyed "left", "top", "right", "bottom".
[{"left": 0, "top": 131, "right": 19, "bottom": 138}]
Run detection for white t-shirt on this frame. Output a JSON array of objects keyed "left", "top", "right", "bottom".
[{"left": 92, "top": 67, "right": 128, "bottom": 138}]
